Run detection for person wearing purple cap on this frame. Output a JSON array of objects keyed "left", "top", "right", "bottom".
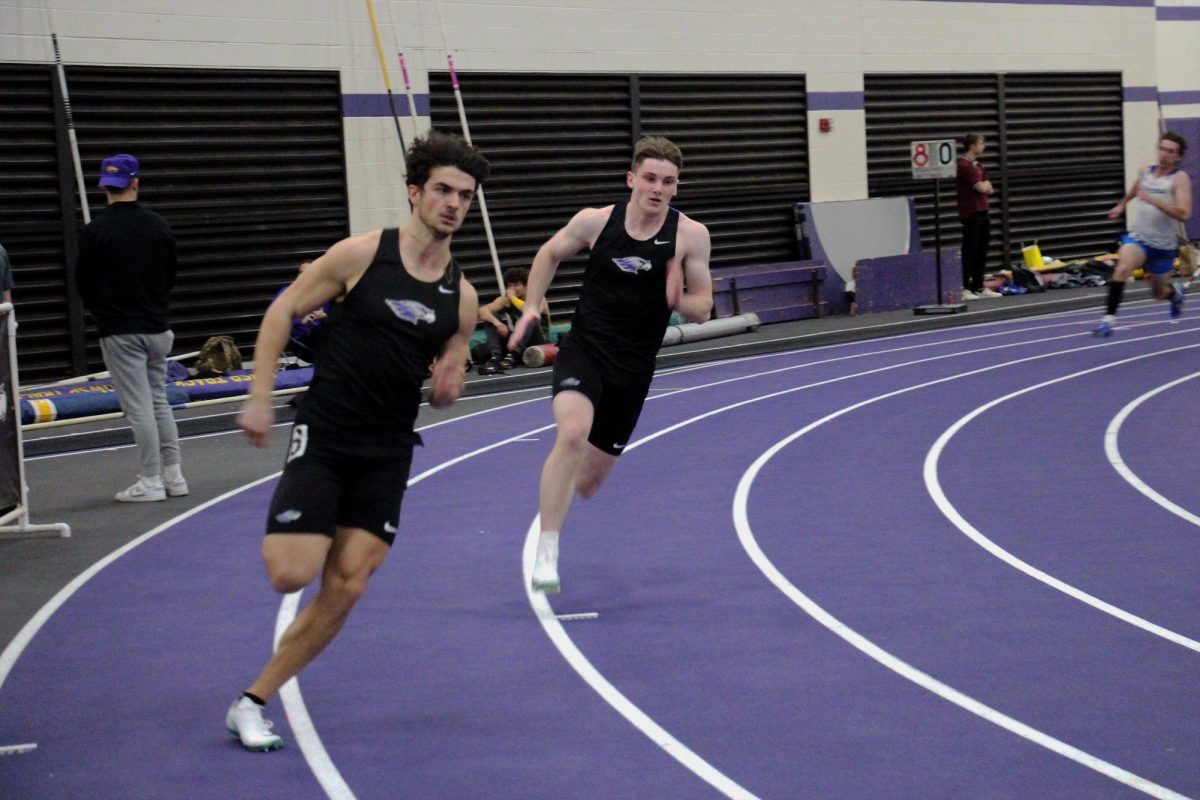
[{"left": 74, "top": 153, "right": 187, "bottom": 502}]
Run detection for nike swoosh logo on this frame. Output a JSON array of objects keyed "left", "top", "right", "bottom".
[
  {"left": 654, "top": 239, "right": 671, "bottom": 246},
  {"left": 383, "top": 521, "right": 398, "bottom": 533},
  {"left": 438, "top": 285, "right": 456, "bottom": 294}
]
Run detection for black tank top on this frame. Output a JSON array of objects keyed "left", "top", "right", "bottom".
[
  {"left": 297, "top": 228, "right": 461, "bottom": 451},
  {"left": 569, "top": 203, "right": 679, "bottom": 377}
]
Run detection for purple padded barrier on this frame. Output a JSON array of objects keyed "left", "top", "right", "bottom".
[
  {"left": 798, "top": 197, "right": 924, "bottom": 316},
  {"left": 792, "top": 214, "right": 849, "bottom": 315},
  {"left": 853, "top": 250, "right": 963, "bottom": 314},
  {"left": 802, "top": 197, "right": 946, "bottom": 315},
  {"left": 18, "top": 368, "right": 314, "bottom": 424},
  {"left": 711, "top": 262, "right": 826, "bottom": 324}
]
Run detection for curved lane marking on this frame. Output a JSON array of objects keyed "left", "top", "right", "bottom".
[
  {"left": 517, "top": 325, "right": 1196, "bottom": 798},
  {"left": 0, "top": 473, "right": 280, "bottom": 691},
  {"left": 521, "top": 523, "right": 760, "bottom": 799},
  {"left": 925, "top": 347, "right": 1200, "bottom": 651},
  {"left": 734, "top": 439, "right": 1192, "bottom": 800},
  {"left": 4, "top": 313, "right": 1190, "bottom": 800},
  {"left": 1105, "top": 371, "right": 1200, "bottom": 527}
]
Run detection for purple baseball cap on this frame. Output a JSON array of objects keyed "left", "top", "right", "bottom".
[{"left": 98, "top": 154, "right": 139, "bottom": 188}]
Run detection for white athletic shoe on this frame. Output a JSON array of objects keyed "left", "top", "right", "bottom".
[
  {"left": 531, "top": 549, "right": 561, "bottom": 594},
  {"left": 164, "top": 477, "right": 189, "bottom": 497},
  {"left": 977, "top": 287, "right": 1002, "bottom": 298},
  {"left": 226, "top": 697, "right": 283, "bottom": 751},
  {"left": 115, "top": 477, "right": 166, "bottom": 503},
  {"left": 961, "top": 289, "right": 980, "bottom": 301}
]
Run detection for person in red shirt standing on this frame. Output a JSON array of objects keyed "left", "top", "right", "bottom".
[{"left": 956, "top": 133, "right": 1000, "bottom": 300}]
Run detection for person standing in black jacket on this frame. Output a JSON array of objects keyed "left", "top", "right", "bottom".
[{"left": 75, "top": 154, "right": 188, "bottom": 502}]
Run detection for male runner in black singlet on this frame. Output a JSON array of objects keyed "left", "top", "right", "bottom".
[
  {"left": 226, "top": 132, "right": 488, "bottom": 751},
  {"left": 509, "top": 136, "right": 713, "bottom": 593}
]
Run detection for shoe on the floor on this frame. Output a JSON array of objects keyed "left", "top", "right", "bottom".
[
  {"left": 531, "top": 549, "right": 560, "bottom": 595},
  {"left": 115, "top": 477, "right": 166, "bottom": 503},
  {"left": 478, "top": 355, "right": 502, "bottom": 376},
  {"left": 977, "top": 287, "right": 1002, "bottom": 298},
  {"left": 961, "top": 289, "right": 979, "bottom": 301},
  {"left": 226, "top": 697, "right": 283, "bottom": 752},
  {"left": 164, "top": 477, "right": 189, "bottom": 497},
  {"left": 1091, "top": 320, "right": 1113, "bottom": 338},
  {"left": 1170, "top": 281, "right": 1185, "bottom": 319},
  {"left": 499, "top": 354, "right": 515, "bottom": 371}
]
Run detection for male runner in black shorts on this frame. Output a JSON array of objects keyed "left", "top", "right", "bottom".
[
  {"left": 227, "top": 132, "right": 488, "bottom": 751},
  {"left": 509, "top": 136, "right": 713, "bottom": 593}
]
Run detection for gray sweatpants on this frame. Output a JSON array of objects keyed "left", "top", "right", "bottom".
[{"left": 100, "top": 331, "right": 181, "bottom": 478}]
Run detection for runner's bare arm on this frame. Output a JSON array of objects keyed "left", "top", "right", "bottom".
[
  {"left": 509, "top": 207, "right": 609, "bottom": 350},
  {"left": 429, "top": 277, "right": 478, "bottom": 408},
  {"left": 238, "top": 233, "right": 377, "bottom": 446},
  {"left": 672, "top": 217, "right": 714, "bottom": 323}
]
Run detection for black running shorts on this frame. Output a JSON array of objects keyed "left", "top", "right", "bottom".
[
  {"left": 551, "top": 338, "right": 652, "bottom": 456},
  {"left": 265, "top": 422, "right": 415, "bottom": 545}
]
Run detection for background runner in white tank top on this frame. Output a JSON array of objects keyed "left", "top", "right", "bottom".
[{"left": 1129, "top": 166, "right": 1181, "bottom": 249}]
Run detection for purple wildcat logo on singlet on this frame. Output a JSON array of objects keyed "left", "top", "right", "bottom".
[
  {"left": 385, "top": 298, "right": 437, "bottom": 325},
  {"left": 611, "top": 256, "right": 652, "bottom": 274}
]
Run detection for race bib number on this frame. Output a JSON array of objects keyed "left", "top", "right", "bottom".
[{"left": 287, "top": 423, "right": 309, "bottom": 463}]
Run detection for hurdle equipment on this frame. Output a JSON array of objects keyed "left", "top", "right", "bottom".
[{"left": 0, "top": 304, "right": 70, "bottom": 540}]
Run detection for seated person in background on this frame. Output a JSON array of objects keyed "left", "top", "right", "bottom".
[
  {"left": 275, "top": 261, "right": 332, "bottom": 364},
  {"left": 476, "top": 266, "right": 549, "bottom": 374}
]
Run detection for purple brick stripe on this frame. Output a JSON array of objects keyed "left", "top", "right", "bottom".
[{"left": 341, "top": 92, "right": 429, "bottom": 117}]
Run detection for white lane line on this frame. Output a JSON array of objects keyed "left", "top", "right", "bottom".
[
  {"left": 274, "top": 419, "right": 559, "bottom": 800},
  {"left": 4, "top": 313, "right": 1187, "bottom": 799},
  {"left": 924, "top": 346, "right": 1200, "bottom": 652},
  {"left": 508, "top": 322, "right": 1175, "bottom": 799},
  {"left": 276, "top": 592, "right": 354, "bottom": 800},
  {"left": 1105, "top": 372, "right": 1200, "bottom": 527},
  {"left": 0, "top": 473, "right": 280, "bottom": 692},
  {"left": 657, "top": 294, "right": 1156, "bottom": 362},
  {"left": 733, "top": 441, "right": 1193, "bottom": 800},
  {"left": 645, "top": 310, "right": 1174, "bottom": 397},
  {"left": 522, "top": 520, "right": 760, "bottom": 800}
]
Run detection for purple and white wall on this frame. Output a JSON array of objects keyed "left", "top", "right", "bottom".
[{"left": 2, "top": 0, "right": 1197, "bottom": 236}]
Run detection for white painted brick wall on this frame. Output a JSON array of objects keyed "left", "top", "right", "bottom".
[{"left": 3, "top": 0, "right": 1196, "bottom": 232}]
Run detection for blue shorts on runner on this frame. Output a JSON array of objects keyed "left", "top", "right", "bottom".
[{"left": 1121, "top": 233, "right": 1177, "bottom": 275}]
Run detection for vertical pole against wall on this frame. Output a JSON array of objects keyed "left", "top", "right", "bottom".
[
  {"left": 997, "top": 72, "right": 1011, "bottom": 271},
  {"left": 364, "top": 0, "right": 408, "bottom": 164},
  {"left": 435, "top": 0, "right": 506, "bottom": 294},
  {"left": 50, "top": 63, "right": 89, "bottom": 376}
]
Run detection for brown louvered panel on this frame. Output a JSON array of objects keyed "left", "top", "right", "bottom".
[
  {"left": 0, "top": 63, "right": 349, "bottom": 381},
  {"left": 866, "top": 73, "right": 1001, "bottom": 267},
  {"left": 431, "top": 72, "right": 811, "bottom": 319},
  {"left": 866, "top": 72, "right": 1124, "bottom": 270},
  {"left": 0, "top": 64, "right": 74, "bottom": 382},
  {"left": 640, "top": 75, "right": 809, "bottom": 271},
  {"left": 1002, "top": 73, "right": 1124, "bottom": 262}
]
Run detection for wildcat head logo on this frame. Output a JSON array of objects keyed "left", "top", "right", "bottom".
[
  {"left": 612, "top": 256, "right": 652, "bottom": 274},
  {"left": 386, "top": 299, "right": 437, "bottom": 325}
]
